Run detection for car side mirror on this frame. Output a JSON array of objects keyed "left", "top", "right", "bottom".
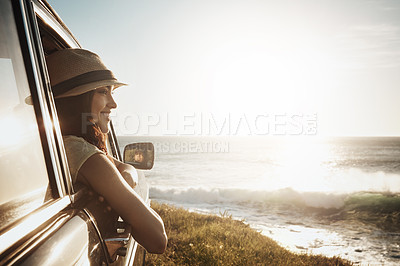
[{"left": 123, "top": 142, "right": 154, "bottom": 170}]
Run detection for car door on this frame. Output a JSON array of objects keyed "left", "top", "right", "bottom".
[
  {"left": 0, "top": 0, "right": 141, "bottom": 265},
  {"left": 0, "top": 0, "right": 107, "bottom": 265}
]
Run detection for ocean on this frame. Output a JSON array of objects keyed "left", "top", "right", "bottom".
[{"left": 118, "top": 136, "right": 400, "bottom": 265}]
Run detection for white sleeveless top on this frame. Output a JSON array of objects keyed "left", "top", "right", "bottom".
[{"left": 63, "top": 135, "right": 105, "bottom": 183}]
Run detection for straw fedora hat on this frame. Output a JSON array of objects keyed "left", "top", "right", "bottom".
[{"left": 46, "top": 48, "right": 127, "bottom": 98}]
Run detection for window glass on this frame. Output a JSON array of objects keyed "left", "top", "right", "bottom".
[{"left": 0, "top": 0, "right": 53, "bottom": 230}]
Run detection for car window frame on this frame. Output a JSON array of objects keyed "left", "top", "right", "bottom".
[
  {"left": 32, "top": 0, "right": 81, "bottom": 195},
  {"left": 16, "top": 0, "right": 68, "bottom": 198}
]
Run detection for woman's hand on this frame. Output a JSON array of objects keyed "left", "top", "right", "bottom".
[
  {"left": 107, "top": 155, "right": 138, "bottom": 188},
  {"left": 119, "top": 166, "right": 138, "bottom": 188}
]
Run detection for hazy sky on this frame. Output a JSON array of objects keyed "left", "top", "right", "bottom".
[{"left": 47, "top": 0, "right": 400, "bottom": 136}]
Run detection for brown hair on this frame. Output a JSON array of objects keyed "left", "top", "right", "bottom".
[{"left": 55, "top": 91, "right": 108, "bottom": 153}]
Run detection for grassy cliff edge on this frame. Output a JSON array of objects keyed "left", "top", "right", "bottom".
[{"left": 146, "top": 202, "right": 352, "bottom": 265}]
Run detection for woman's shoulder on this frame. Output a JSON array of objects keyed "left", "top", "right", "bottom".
[
  {"left": 63, "top": 135, "right": 102, "bottom": 152},
  {"left": 63, "top": 135, "right": 105, "bottom": 182},
  {"left": 63, "top": 135, "right": 88, "bottom": 144}
]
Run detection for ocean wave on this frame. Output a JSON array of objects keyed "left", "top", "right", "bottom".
[
  {"left": 150, "top": 186, "right": 400, "bottom": 211},
  {"left": 345, "top": 192, "right": 400, "bottom": 213},
  {"left": 150, "top": 187, "right": 349, "bottom": 209}
]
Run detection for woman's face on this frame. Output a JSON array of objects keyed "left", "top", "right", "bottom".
[{"left": 91, "top": 86, "right": 117, "bottom": 133}]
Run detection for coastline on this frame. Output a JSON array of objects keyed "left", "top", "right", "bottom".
[{"left": 146, "top": 201, "right": 352, "bottom": 265}]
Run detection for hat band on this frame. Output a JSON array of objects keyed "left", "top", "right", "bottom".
[{"left": 52, "top": 70, "right": 116, "bottom": 97}]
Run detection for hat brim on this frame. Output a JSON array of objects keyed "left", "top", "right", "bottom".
[{"left": 55, "top": 80, "right": 127, "bottom": 98}]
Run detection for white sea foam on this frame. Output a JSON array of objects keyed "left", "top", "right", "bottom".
[{"left": 150, "top": 186, "right": 349, "bottom": 209}]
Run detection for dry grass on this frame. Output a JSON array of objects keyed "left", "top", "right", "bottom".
[{"left": 146, "top": 202, "right": 352, "bottom": 265}]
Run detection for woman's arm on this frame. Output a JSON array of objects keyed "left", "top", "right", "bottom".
[{"left": 79, "top": 153, "right": 167, "bottom": 254}]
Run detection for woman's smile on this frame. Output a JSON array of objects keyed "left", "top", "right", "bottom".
[
  {"left": 101, "top": 112, "right": 111, "bottom": 120},
  {"left": 91, "top": 86, "right": 117, "bottom": 133}
]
